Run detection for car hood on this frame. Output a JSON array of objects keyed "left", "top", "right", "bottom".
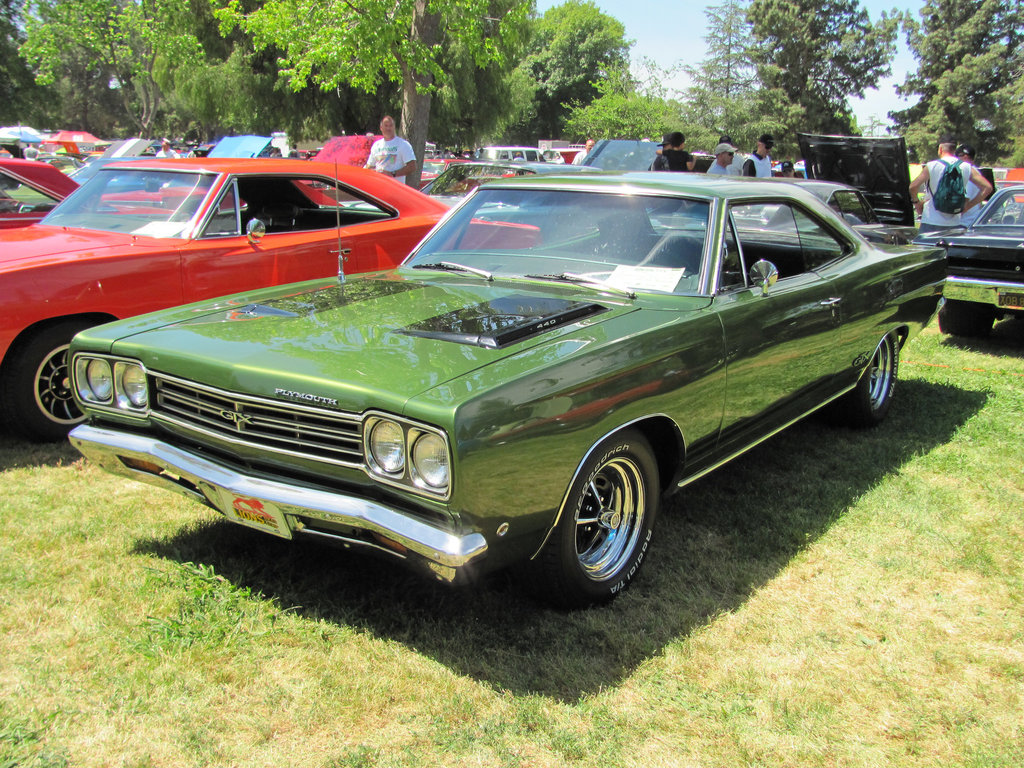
[
  {"left": 85, "top": 272, "right": 686, "bottom": 414},
  {"left": 0, "top": 224, "right": 136, "bottom": 268},
  {"left": 798, "top": 133, "right": 914, "bottom": 227}
]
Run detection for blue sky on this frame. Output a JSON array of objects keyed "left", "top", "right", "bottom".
[{"left": 535, "top": 0, "right": 924, "bottom": 130}]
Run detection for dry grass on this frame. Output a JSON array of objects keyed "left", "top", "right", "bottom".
[{"left": 1, "top": 319, "right": 1022, "bottom": 767}]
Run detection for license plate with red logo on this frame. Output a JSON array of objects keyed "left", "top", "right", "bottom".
[{"left": 217, "top": 491, "right": 292, "bottom": 539}]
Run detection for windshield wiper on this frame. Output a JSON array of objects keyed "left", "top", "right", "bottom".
[
  {"left": 412, "top": 261, "right": 493, "bottom": 281},
  {"left": 525, "top": 272, "right": 636, "bottom": 299}
]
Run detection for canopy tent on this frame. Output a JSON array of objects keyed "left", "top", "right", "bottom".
[
  {"left": 43, "top": 130, "right": 104, "bottom": 154},
  {"left": 314, "top": 135, "right": 381, "bottom": 167},
  {"left": 0, "top": 126, "right": 46, "bottom": 144},
  {"left": 208, "top": 135, "right": 272, "bottom": 158}
]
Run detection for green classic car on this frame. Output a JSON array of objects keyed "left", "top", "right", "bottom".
[{"left": 68, "top": 173, "right": 946, "bottom": 608}]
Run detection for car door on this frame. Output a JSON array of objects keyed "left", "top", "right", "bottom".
[
  {"left": 179, "top": 175, "right": 399, "bottom": 301},
  {"left": 713, "top": 201, "right": 847, "bottom": 453}
]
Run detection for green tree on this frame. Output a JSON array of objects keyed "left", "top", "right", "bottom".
[
  {"left": 21, "top": 0, "right": 205, "bottom": 135},
  {"left": 747, "top": 0, "right": 899, "bottom": 136},
  {"left": 564, "top": 63, "right": 678, "bottom": 141},
  {"left": 511, "top": 0, "right": 630, "bottom": 142},
  {"left": 0, "top": 0, "right": 58, "bottom": 127},
  {"left": 214, "top": 0, "right": 531, "bottom": 184},
  {"left": 892, "top": 0, "right": 1024, "bottom": 163}
]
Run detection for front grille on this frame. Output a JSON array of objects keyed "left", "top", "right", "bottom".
[{"left": 152, "top": 373, "right": 364, "bottom": 467}]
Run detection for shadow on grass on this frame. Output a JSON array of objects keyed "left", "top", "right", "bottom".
[
  {"left": 0, "top": 432, "right": 79, "bottom": 471},
  {"left": 132, "top": 378, "right": 985, "bottom": 702}
]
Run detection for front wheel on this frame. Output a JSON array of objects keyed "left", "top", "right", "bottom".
[
  {"left": 834, "top": 333, "right": 899, "bottom": 428},
  {"left": 1, "top": 320, "right": 91, "bottom": 442},
  {"left": 527, "top": 429, "right": 660, "bottom": 608}
]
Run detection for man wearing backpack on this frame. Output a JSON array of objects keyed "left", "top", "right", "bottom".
[{"left": 910, "top": 135, "right": 992, "bottom": 233}]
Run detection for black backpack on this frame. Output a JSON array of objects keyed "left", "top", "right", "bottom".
[{"left": 932, "top": 158, "right": 967, "bottom": 214}]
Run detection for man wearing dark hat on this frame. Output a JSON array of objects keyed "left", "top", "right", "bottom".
[
  {"left": 742, "top": 134, "right": 774, "bottom": 177},
  {"left": 956, "top": 144, "right": 990, "bottom": 227},
  {"left": 652, "top": 132, "right": 695, "bottom": 172}
]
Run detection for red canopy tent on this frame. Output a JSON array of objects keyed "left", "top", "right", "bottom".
[
  {"left": 43, "top": 130, "right": 104, "bottom": 154},
  {"left": 314, "top": 135, "right": 381, "bottom": 167}
]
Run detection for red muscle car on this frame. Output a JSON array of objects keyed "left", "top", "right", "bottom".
[
  {"left": 0, "top": 158, "right": 447, "bottom": 441},
  {"left": 0, "top": 158, "right": 78, "bottom": 229}
]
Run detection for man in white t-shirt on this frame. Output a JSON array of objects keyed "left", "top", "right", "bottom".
[
  {"left": 364, "top": 115, "right": 416, "bottom": 185},
  {"left": 910, "top": 135, "right": 991, "bottom": 233}
]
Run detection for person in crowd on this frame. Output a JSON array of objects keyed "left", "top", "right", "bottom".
[
  {"left": 652, "top": 132, "right": 696, "bottom": 171},
  {"left": 742, "top": 134, "right": 774, "bottom": 177},
  {"left": 155, "top": 138, "right": 180, "bottom": 158},
  {"left": 955, "top": 144, "right": 990, "bottom": 227},
  {"left": 909, "top": 134, "right": 992, "bottom": 233},
  {"left": 572, "top": 138, "right": 596, "bottom": 165},
  {"left": 706, "top": 142, "right": 739, "bottom": 176},
  {"left": 23, "top": 146, "right": 40, "bottom": 160},
  {"left": 779, "top": 160, "right": 796, "bottom": 178},
  {"left": 364, "top": 115, "right": 416, "bottom": 184},
  {"left": 716, "top": 134, "right": 746, "bottom": 175}
]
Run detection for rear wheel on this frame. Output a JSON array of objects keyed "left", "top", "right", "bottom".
[
  {"left": 938, "top": 299, "right": 995, "bottom": 337},
  {"left": 1, "top": 320, "right": 91, "bottom": 442},
  {"left": 834, "top": 333, "right": 898, "bottom": 428},
  {"left": 527, "top": 429, "right": 659, "bottom": 608}
]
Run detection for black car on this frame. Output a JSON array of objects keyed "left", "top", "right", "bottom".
[{"left": 914, "top": 185, "right": 1024, "bottom": 336}]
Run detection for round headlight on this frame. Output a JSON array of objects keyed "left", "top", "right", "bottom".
[
  {"left": 412, "top": 433, "right": 449, "bottom": 489},
  {"left": 369, "top": 420, "right": 405, "bottom": 474},
  {"left": 118, "top": 364, "right": 148, "bottom": 408},
  {"left": 85, "top": 359, "right": 112, "bottom": 402}
]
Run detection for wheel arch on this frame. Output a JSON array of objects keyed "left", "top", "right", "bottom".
[
  {"left": 529, "top": 414, "right": 685, "bottom": 561},
  {"left": 1, "top": 312, "right": 119, "bottom": 371}
]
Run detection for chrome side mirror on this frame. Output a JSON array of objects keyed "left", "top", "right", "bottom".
[
  {"left": 246, "top": 218, "right": 266, "bottom": 244},
  {"left": 749, "top": 259, "right": 779, "bottom": 296}
]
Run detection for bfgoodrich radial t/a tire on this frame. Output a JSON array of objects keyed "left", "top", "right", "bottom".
[
  {"left": 835, "top": 332, "right": 899, "bottom": 428},
  {"left": 530, "top": 429, "right": 660, "bottom": 609}
]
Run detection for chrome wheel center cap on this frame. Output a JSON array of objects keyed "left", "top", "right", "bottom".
[{"left": 599, "top": 508, "right": 622, "bottom": 529}]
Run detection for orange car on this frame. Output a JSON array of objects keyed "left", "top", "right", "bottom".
[{"left": 0, "top": 158, "right": 447, "bottom": 441}]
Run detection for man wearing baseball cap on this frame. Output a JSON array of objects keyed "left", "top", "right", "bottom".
[
  {"left": 742, "top": 134, "right": 774, "bottom": 177},
  {"left": 707, "top": 141, "right": 740, "bottom": 176}
]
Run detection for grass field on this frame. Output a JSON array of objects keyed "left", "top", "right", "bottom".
[{"left": 1, "top": 320, "right": 1022, "bottom": 767}]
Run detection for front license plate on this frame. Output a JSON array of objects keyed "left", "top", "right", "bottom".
[
  {"left": 217, "top": 491, "right": 293, "bottom": 539},
  {"left": 997, "top": 292, "right": 1024, "bottom": 308}
]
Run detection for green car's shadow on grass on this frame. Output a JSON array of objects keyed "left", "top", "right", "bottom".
[{"left": 128, "top": 377, "right": 985, "bottom": 702}]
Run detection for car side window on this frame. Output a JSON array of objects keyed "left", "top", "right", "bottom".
[
  {"left": 793, "top": 207, "right": 848, "bottom": 270},
  {"left": 831, "top": 190, "right": 873, "bottom": 225},
  {"left": 719, "top": 216, "right": 747, "bottom": 291},
  {"left": 203, "top": 182, "right": 240, "bottom": 236}
]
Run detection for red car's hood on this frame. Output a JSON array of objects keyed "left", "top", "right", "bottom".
[{"left": 0, "top": 225, "right": 149, "bottom": 269}]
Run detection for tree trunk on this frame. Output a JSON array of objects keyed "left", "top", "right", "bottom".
[{"left": 399, "top": 0, "right": 440, "bottom": 188}]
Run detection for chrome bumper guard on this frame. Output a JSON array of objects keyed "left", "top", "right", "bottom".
[
  {"left": 69, "top": 424, "right": 487, "bottom": 581},
  {"left": 944, "top": 276, "right": 1024, "bottom": 309}
]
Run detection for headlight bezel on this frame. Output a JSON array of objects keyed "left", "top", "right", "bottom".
[
  {"left": 363, "top": 412, "right": 451, "bottom": 499},
  {"left": 72, "top": 354, "right": 150, "bottom": 416}
]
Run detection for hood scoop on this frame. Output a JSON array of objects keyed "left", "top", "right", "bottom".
[{"left": 397, "top": 294, "right": 608, "bottom": 348}]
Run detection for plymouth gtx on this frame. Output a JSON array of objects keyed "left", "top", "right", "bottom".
[
  {"left": 68, "top": 173, "right": 945, "bottom": 607},
  {"left": 0, "top": 158, "right": 447, "bottom": 440}
]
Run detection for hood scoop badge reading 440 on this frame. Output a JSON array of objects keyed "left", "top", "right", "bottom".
[{"left": 397, "top": 295, "right": 608, "bottom": 349}]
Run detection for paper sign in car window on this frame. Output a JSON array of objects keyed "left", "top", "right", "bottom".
[
  {"left": 608, "top": 265, "right": 686, "bottom": 293},
  {"left": 132, "top": 222, "right": 189, "bottom": 237}
]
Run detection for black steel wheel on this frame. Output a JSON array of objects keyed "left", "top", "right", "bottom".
[{"left": 529, "top": 429, "right": 660, "bottom": 608}]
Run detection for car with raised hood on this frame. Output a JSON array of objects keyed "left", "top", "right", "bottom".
[
  {"left": 0, "top": 158, "right": 448, "bottom": 441},
  {"left": 0, "top": 158, "right": 77, "bottom": 229},
  {"left": 797, "top": 133, "right": 916, "bottom": 228},
  {"left": 915, "top": 185, "right": 1024, "bottom": 336},
  {"left": 68, "top": 173, "right": 946, "bottom": 608}
]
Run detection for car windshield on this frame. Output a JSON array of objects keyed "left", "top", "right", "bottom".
[
  {"left": 428, "top": 164, "right": 529, "bottom": 197},
  {"left": 975, "top": 189, "right": 1024, "bottom": 227},
  {"left": 406, "top": 188, "right": 711, "bottom": 294},
  {"left": 42, "top": 168, "right": 214, "bottom": 237}
]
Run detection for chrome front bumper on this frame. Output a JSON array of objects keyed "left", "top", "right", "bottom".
[
  {"left": 944, "top": 276, "right": 1024, "bottom": 309},
  {"left": 69, "top": 424, "right": 487, "bottom": 582}
]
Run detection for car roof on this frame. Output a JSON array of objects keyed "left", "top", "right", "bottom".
[{"left": 473, "top": 170, "right": 832, "bottom": 204}]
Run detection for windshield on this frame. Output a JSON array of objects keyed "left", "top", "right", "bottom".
[
  {"left": 42, "top": 168, "right": 215, "bottom": 237},
  {"left": 429, "top": 164, "right": 531, "bottom": 197},
  {"left": 975, "top": 189, "right": 1024, "bottom": 227},
  {"left": 407, "top": 188, "right": 711, "bottom": 294}
]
